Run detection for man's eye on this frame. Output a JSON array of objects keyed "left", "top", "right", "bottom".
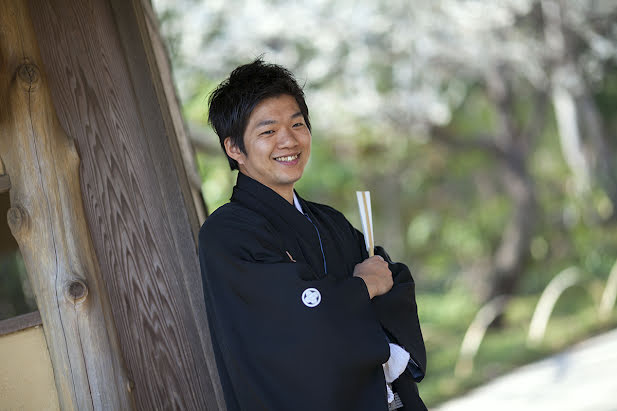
[
  {"left": 293, "top": 122, "right": 305, "bottom": 127},
  {"left": 260, "top": 130, "right": 275, "bottom": 135}
]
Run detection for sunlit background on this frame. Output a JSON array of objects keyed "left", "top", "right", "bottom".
[{"left": 150, "top": 0, "right": 617, "bottom": 408}]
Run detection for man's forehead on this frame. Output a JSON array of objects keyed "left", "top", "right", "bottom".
[{"left": 247, "top": 95, "right": 302, "bottom": 125}]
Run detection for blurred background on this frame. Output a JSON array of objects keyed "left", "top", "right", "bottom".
[
  {"left": 153, "top": 0, "right": 617, "bottom": 408},
  {"left": 2, "top": 0, "right": 616, "bottom": 408}
]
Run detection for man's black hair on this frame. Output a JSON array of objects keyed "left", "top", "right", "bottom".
[{"left": 208, "top": 58, "right": 311, "bottom": 170}]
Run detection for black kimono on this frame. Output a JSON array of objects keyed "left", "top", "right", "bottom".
[{"left": 198, "top": 173, "right": 426, "bottom": 411}]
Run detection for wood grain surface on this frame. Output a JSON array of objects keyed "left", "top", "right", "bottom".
[
  {"left": 28, "top": 0, "right": 222, "bottom": 409},
  {"left": 0, "top": 1, "right": 133, "bottom": 409},
  {"left": 140, "top": 0, "right": 209, "bottom": 222}
]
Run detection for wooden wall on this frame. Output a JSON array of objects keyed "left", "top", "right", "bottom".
[
  {"left": 0, "top": 315, "right": 60, "bottom": 411},
  {"left": 27, "top": 0, "right": 223, "bottom": 409}
]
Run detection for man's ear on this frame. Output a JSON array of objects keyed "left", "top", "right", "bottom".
[{"left": 224, "top": 137, "right": 245, "bottom": 165}]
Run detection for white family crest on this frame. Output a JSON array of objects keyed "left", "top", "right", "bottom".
[{"left": 302, "top": 288, "right": 321, "bottom": 307}]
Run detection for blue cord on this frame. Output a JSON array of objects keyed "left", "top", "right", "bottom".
[{"left": 304, "top": 213, "right": 328, "bottom": 275}]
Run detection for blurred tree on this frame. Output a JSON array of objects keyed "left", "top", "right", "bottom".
[
  {"left": 540, "top": 0, "right": 617, "bottom": 213},
  {"left": 152, "top": 0, "right": 617, "bottom": 308}
]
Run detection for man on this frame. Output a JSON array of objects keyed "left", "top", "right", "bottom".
[{"left": 198, "top": 59, "right": 426, "bottom": 411}]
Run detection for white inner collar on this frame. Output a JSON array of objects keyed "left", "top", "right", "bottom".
[{"left": 293, "top": 192, "right": 304, "bottom": 214}]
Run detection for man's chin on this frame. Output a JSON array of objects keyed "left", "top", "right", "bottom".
[
  {"left": 285, "top": 174, "right": 303, "bottom": 186},
  {"left": 278, "top": 170, "right": 304, "bottom": 185}
]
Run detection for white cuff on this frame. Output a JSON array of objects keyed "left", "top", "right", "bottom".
[{"left": 382, "top": 343, "right": 410, "bottom": 383}]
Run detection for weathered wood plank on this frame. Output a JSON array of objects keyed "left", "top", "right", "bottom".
[
  {"left": 0, "top": 2, "right": 134, "bottom": 409},
  {"left": 0, "top": 311, "right": 41, "bottom": 336},
  {"left": 140, "top": 0, "right": 209, "bottom": 222},
  {"left": 29, "top": 0, "right": 221, "bottom": 409},
  {"left": 110, "top": 0, "right": 222, "bottom": 407}
]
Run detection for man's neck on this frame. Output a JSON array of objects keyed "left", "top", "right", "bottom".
[{"left": 280, "top": 190, "right": 294, "bottom": 205}]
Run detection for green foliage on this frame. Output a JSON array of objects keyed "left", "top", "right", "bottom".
[
  {"left": 197, "top": 153, "right": 236, "bottom": 212},
  {"left": 182, "top": 73, "right": 218, "bottom": 123}
]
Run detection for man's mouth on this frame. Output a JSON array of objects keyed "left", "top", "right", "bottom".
[{"left": 274, "top": 154, "right": 299, "bottom": 163}]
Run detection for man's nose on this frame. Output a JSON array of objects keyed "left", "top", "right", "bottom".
[{"left": 276, "top": 126, "right": 297, "bottom": 147}]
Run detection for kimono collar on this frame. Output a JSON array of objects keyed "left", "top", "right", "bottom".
[
  {"left": 293, "top": 192, "right": 304, "bottom": 214},
  {"left": 231, "top": 172, "right": 315, "bottom": 233}
]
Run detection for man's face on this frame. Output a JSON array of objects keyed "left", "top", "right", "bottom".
[{"left": 225, "top": 94, "right": 311, "bottom": 198}]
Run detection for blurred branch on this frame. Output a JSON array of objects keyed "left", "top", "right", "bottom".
[
  {"left": 187, "top": 121, "right": 222, "bottom": 155},
  {"left": 430, "top": 126, "right": 506, "bottom": 159},
  {"left": 521, "top": 90, "right": 549, "bottom": 143},
  {"left": 485, "top": 68, "right": 521, "bottom": 150}
]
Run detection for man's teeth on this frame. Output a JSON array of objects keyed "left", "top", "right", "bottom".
[{"left": 275, "top": 154, "right": 298, "bottom": 162}]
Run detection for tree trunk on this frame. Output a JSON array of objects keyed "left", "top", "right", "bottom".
[
  {"left": 542, "top": 0, "right": 617, "bottom": 218},
  {"left": 479, "top": 71, "right": 539, "bottom": 310},
  {"left": 484, "top": 153, "right": 536, "bottom": 303},
  {"left": 578, "top": 90, "right": 617, "bottom": 217}
]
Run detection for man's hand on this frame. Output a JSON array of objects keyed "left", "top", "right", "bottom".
[{"left": 353, "top": 255, "right": 393, "bottom": 299}]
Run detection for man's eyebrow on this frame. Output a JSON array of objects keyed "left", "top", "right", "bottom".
[
  {"left": 255, "top": 119, "right": 277, "bottom": 129},
  {"left": 254, "top": 112, "right": 303, "bottom": 129}
]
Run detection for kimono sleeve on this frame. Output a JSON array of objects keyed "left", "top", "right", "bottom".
[
  {"left": 198, "top": 211, "right": 391, "bottom": 411},
  {"left": 372, "top": 245, "right": 427, "bottom": 382},
  {"left": 350, "top": 223, "right": 427, "bottom": 382}
]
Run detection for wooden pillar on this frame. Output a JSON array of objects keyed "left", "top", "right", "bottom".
[
  {"left": 27, "top": 0, "right": 224, "bottom": 409},
  {"left": 0, "top": 1, "right": 134, "bottom": 410},
  {"left": 139, "top": 0, "right": 209, "bottom": 222}
]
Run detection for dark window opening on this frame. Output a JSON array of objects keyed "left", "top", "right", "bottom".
[{"left": 0, "top": 191, "right": 37, "bottom": 321}]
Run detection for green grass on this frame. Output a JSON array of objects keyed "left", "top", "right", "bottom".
[{"left": 416, "top": 291, "right": 617, "bottom": 407}]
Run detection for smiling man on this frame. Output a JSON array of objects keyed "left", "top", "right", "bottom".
[
  {"left": 198, "top": 59, "right": 426, "bottom": 411},
  {"left": 223, "top": 93, "right": 310, "bottom": 204}
]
